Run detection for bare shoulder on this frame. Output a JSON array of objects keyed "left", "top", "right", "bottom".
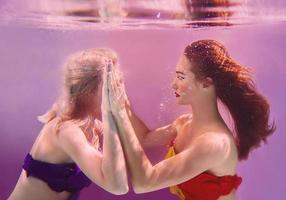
[
  {"left": 192, "top": 132, "right": 231, "bottom": 159},
  {"left": 56, "top": 120, "right": 87, "bottom": 145},
  {"left": 57, "top": 121, "right": 82, "bottom": 135},
  {"left": 55, "top": 121, "right": 94, "bottom": 160}
]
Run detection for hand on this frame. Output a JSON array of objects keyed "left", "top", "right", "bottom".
[
  {"left": 101, "top": 60, "right": 112, "bottom": 116},
  {"left": 107, "top": 65, "right": 128, "bottom": 117}
]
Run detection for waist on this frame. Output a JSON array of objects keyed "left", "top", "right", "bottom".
[{"left": 10, "top": 170, "right": 72, "bottom": 200}]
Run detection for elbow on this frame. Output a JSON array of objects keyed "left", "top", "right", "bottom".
[
  {"left": 100, "top": 166, "right": 129, "bottom": 195},
  {"left": 97, "top": 172, "right": 129, "bottom": 195},
  {"left": 132, "top": 180, "right": 151, "bottom": 194},
  {"left": 133, "top": 187, "right": 146, "bottom": 194},
  {"left": 133, "top": 166, "right": 155, "bottom": 194},
  {"left": 108, "top": 184, "right": 129, "bottom": 195},
  {"left": 116, "top": 184, "right": 129, "bottom": 195}
]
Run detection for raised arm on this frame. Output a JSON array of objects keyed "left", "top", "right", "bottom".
[
  {"left": 108, "top": 69, "right": 230, "bottom": 193},
  {"left": 124, "top": 101, "right": 149, "bottom": 143},
  {"left": 113, "top": 111, "right": 229, "bottom": 193},
  {"left": 125, "top": 102, "right": 177, "bottom": 147},
  {"left": 57, "top": 65, "right": 128, "bottom": 195},
  {"left": 119, "top": 75, "right": 177, "bottom": 147}
]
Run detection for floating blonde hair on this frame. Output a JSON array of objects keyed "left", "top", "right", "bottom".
[{"left": 38, "top": 48, "right": 118, "bottom": 130}]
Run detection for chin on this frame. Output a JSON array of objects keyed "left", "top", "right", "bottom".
[
  {"left": 176, "top": 98, "right": 190, "bottom": 105},
  {"left": 176, "top": 99, "right": 184, "bottom": 105}
]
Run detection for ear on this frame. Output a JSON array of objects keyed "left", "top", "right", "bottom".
[{"left": 202, "top": 77, "right": 213, "bottom": 88}]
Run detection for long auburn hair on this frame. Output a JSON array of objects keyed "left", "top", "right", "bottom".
[
  {"left": 38, "top": 48, "right": 118, "bottom": 131},
  {"left": 184, "top": 39, "right": 276, "bottom": 160}
]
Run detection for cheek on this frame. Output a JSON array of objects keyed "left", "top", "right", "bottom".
[
  {"left": 179, "top": 84, "right": 191, "bottom": 97},
  {"left": 182, "top": 81, "right": 193, "bottom": 92},
  {"left": 186, "top": 85, "right": 193, "bottom": 91}
]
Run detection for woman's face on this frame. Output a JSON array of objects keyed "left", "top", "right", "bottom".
[{"left": 172, "top": 55, "right": 202, "bottom": 105}]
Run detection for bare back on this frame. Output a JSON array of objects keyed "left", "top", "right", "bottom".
[{"left": 8, "top": 117, "right": 100, "bottom": 200}]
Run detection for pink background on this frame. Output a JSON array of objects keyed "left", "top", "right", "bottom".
[{"left": 0, "top": 23, "right": 285, "bottom": 199}]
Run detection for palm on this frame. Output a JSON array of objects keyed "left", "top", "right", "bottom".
[{"left": 107, "top": 69, "right": 127, "bottom": 115}]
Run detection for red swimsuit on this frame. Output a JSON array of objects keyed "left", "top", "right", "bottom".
[{"left": 166, "top": 146, "right": 242, "bottom": 200}]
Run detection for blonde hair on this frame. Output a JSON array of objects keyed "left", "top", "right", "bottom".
[{"left": 38, "top": 48, "right": 118, "bottom": 130}]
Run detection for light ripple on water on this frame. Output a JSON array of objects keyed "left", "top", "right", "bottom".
[{"left": 0, "top": 0, "right": 286, "bottom": 30}]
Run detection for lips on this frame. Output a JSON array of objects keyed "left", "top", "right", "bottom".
[{"left": 174, "top": 92, "right": 180, "bottom": 97}]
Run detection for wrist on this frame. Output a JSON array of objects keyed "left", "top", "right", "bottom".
[
  {"left": 102, "top": 110, "right": 112, "bottom": 118},
  {"left": 113, "top": 108, "right": 128, "bottom": 120}
]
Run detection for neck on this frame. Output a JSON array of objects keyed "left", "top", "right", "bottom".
[{"left": 191, "top": 96, "right": 223, "bottom": 126}]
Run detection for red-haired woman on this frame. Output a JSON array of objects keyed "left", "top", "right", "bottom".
[{"left": 107, "top": 40, "right": 275, "bottom": 200}]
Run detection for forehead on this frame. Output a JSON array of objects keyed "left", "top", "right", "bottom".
[{"left": 176, "top": 55, "right": 193, "bottom": 73}]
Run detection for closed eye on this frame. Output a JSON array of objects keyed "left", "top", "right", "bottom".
[{"left": 177, "top": 76, "right": 185, "bottom": 80}]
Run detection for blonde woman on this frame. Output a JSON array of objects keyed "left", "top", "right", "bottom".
[{"left": 9, "top": 49, "right": 128, "bottom": 200}]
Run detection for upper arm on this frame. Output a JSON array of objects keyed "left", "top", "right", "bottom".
[
  {"left": 56, "top": 122, "right": 105, "bottom": 187},
  {"left": 142, "top": 124, "right": 177, "bottom": 147},
  {"left": 142, "top": 114, "right": 191, "bottom": 148},
  {"left": 136, "top": 133, "right": 230, "bottom": 193}
]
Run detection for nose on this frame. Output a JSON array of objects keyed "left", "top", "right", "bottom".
[{"left": 171, "top": 79, "right": 177, "bottom": 90}]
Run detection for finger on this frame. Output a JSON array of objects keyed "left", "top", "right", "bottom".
[
  {"left": 108, "top": 72, "right": 116, "bottom": 102},
  {"left": 102, "top": 74, "right": 109, "bottom": 103},
  {"left": 114, "top": 70, "right": 122, "bottom": 92},
  {"left": 102, "top": 63, "right": 112, "bottom": 104},
  {"left": 113, "top": 69, "right": 121, "bottom": 87},
  {"left": 110, "top": 69, "right": 117, "bottom": 94},
  {"left": 103, "top": 69, "right": 110, "bottom": 94},
  {"left": 109, "top": 67, "right": 124, "bottom": 100},
  {"left": 101, "top": 72, "right": 106, "bottom": 96},
  {"left": 107, "top": 71, "right": 112, "bottom": 95},
  {"left": 114, "top": 80, "right": 124, "bottom": 99},
  {"left": 107, "top": 62, "right": 112, "bottom": 73},
  {"left": 108, "top": 71, "right": 114, "bottom": 96}
]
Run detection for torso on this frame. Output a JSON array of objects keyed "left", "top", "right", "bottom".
[
  {"left": 172, "top": 114, "right": 239, "bottom": 200},
  {"left": 8, "top": 117, "right": 101, "bottom": 200}
]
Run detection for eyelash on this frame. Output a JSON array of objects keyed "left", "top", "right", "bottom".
[{"left": 177, "top": 76, "right": 185, "bottom": 80}]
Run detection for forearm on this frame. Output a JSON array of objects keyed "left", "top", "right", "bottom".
[
  {"left": 101, "top": 111, "right": 128, "bottom": 194},
  {"left": 113, "top": 109, "right": 154, "bottom": 189},
  {"left": 125, "top": 101, "right": 150, "bottom": 143}
]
